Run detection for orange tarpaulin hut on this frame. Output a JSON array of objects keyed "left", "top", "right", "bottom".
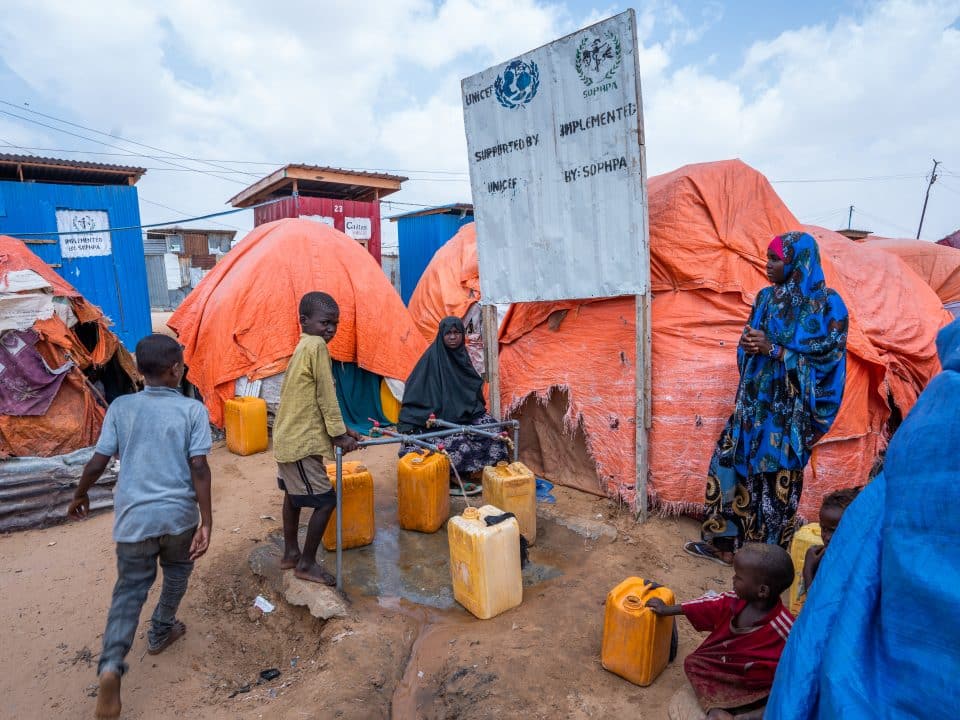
[
  {"left": 409, "top": 160, "right": 950, "bottom": 519},
  {"left": 861, "top": 235, "right": 960, "bottom": 315},
  {"left": 168, "top": 218, "right": 427, "bottom": 428},
  {"left": 0, "top": 236, "right": 138, "bottom": 458}
]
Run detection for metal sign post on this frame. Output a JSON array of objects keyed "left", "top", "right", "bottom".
[{"left": 461, "top": 9, "right": 651, "bottom": 518}]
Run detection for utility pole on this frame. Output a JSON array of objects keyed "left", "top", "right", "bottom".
[
  {"left": 916, "top": 159, "right": 940, "bottom": 239},
  {"left": 847, "top": 205, "right": 854, "bottom": 229}
]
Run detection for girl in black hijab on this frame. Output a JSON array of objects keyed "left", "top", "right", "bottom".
[{"left": 399, "top": 317, "right": 508, "bottom": 487}]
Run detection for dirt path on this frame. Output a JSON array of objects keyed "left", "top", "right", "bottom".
[{"left": 0, "top": 443, "right": 728, "bottom": 719}]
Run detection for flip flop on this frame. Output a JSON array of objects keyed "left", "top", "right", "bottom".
[
  {"left": 683, "top": 541, "right": 733, "bottom": 567},
  {"left": 147, "top": 620, "right": 186, "bottom": 655}
]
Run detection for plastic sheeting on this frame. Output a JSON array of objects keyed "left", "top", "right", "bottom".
[
  {"left": 409, "top": 160, "right": 951, "bottom": 518},
  {"left": 168, "top": 219, "right": 427, "bottom": 427},
  {"left": 0, "top": 236, "right": 138, "bottom": 458},
  {"left": 862, "top": 234, "right": 960, "bottom": 305}
]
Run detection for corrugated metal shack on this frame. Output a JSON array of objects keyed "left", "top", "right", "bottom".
[
  {"left": 143, "top": 226, "right": 237, "bottom": 309},
  {"left": 390, "top": 203, "right": 474, "bottom": 303},
  {"left": 0, "top": 153, "right": 150, "bottom": 350},
  {"left": 228, "top": 164, "right": 407, "bottom": 266}
]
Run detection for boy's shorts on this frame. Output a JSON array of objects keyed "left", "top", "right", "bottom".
[{"left": 277, "top": 455, "right": 337, "bottom": 510}]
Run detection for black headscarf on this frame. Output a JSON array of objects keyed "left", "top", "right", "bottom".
[{"left": 399, "top": 317, "right": 487, "bottom": 428}]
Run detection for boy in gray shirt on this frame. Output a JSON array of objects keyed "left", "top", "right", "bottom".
[{"left": 69, "top": 334, "right": 212, "bottom": 719}]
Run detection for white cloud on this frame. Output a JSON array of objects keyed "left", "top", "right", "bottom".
[{"left": 0, "top": 0, "right": 957, "bottom": 240}]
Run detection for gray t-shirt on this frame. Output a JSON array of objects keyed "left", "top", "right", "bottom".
[{"left": 96, "top": 386, "right": 212, "bottom": 543}]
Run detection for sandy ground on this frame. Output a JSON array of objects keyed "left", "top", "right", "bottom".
[{"left": 0, "top": 442, "right": 731, "bottom": 719}]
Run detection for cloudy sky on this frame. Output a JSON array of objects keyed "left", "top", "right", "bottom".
[{"left": 1, "top": 0, "right": 958, "bottom": 245}]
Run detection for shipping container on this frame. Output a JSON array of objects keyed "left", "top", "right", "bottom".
[
  {"left": 390, "top": 204, "right": 474, "bottom": 304},
  {"left": 229, "top": 164, "right": 407, "bottom": 267}
]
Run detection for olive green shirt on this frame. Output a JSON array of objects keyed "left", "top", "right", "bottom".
[{"left": 273, "top": 334, "right": 347, "bottom": 463}]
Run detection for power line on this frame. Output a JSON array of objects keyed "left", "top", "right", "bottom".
[
  {"left": 800, "top": 207, "right": 849, "bottom": 224},
  {"left": 853, "top": 208, "right": 917, "bottom": 237},
  {"left": 0, "top": 143, "right": 472, "bottom": 177},
  {"left": 139, "top": 197, "right": 244, "bottom": 232},
  {"left": 4, "top": 197, "right": 282, "bottom": 237},
  {"left": 0, "top": 108, "right": 249, "bottom": 186},
  {"left": 771, "top": 173, "right": 926, "bottom": 184},
  {"left": 0, "top": 99, "right": 261, "bottom": 179}
]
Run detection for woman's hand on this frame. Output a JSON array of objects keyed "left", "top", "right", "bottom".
[{"left": 742, "top": 328, "right": 773, "bottom": 356}]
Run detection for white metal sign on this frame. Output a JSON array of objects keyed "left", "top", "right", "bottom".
[
  {"left": 344, "top": 217, "right": 372, "bottom": 241},
  {"left": 461, "top": 10, "right": 648, "bottom": 304},
  {"left": 55, "top": 210, "right": 112, "bottom": 258}
]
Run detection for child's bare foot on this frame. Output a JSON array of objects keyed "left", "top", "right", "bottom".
[
  {"left": 280, "top": 550, "right": 301, "bottom": 570},
  {"left": 95, "top": 671, "right": 121, "bottom": 719},
  {"left": 294, "top": 561, "right": 336, "bottom": 586}
]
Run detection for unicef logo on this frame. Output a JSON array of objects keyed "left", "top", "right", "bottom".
[{"left": 494, "top": 59, "right": 540, "bottom": 109}]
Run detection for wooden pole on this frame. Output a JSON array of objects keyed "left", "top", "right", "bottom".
[
  {"left": 481, "top": 303, "right": 501, "bottom": 420},
  {"left": 631, "top": 9, "right": 652, "bottom": 523},
  {"left": 635, "top": 294, "right": 651, "bottom": 522}
]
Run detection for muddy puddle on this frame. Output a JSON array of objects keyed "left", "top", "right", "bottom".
[{"left": 252, "top": 485, "right": 612, "bottom": 718}]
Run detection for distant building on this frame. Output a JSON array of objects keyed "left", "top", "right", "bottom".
[
  {"left": 228, "top": 164, "right": 406, "bottom": 266},
  {"left": 142, "top": 227, "right": 237, "bottom": 310},
  {"left": 836, "top": 228, "right": 872, "bottom": 241},
  {"left": 390, "top": 203, "right": 474, "bottom": 303},
  {"left": 0, "top": 153, "right": 150, "bottom": 349}
]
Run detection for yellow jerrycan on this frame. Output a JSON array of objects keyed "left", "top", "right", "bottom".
[
  {"left": 788, "top": 522, "right": 823, "bottom": 615},
  {"left": 322, "top": 461, "right": 375, "bottom": 551},
  {"left": 397, "top": 451, "right": 450, "bottom": 533},
  {"left": 447, "top": 505, "right": 523, "bottom": 619},
  {"left": 602, "top": 577, "right": 676, "bottom": 686},
  {"left": 224, "top": 396, "right": 269, "bottom": 456},
  {"left": 481, "top": 461, "right": 537, "bottom": 545}
]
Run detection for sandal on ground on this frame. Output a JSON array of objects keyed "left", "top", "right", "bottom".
[
  {"left": 683, "top": 541, "right": 733, "bottom": 567},
  {"left": 147, "top": 620, "right": 186, "bottom": 655},
  {"left": 449, "top": 482, "right": 482, "bottom": 497}
]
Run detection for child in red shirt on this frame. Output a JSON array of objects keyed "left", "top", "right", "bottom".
[{"left": 648, "top": 543, "right": 796, "bottom": 719}]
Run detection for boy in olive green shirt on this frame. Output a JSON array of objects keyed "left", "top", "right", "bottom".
[{"left": 274, "top": 292, "right": 360, "bottom": 585}]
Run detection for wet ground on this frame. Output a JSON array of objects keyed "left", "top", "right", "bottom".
[{"left": 1, "top": 444, "right": 724, "bottom": 719}]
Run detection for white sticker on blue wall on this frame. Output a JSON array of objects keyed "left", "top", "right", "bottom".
[{"left": 55, "top": 210, "right": 111, "bottom": 258}]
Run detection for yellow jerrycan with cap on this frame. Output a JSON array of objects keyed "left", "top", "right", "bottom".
[
  {"left": 602, "top": 577, "right": 676, "bottom": 686},
  {"left": 322, "top": 461, "right": 375, "bottom": 551},
  {"left": 447, "top": 505, "right": 523, "bottom": 619},
  {"left": 481, "top": 461, "right": 537, "bottom": 545},
  {"left": 788, "top": 522, "right": 823, "bottom": 615},
  {"left": 224, "top": 396, "right": 269, "bottom": 456},
  {"left": 397, "top": 450, "right": 450, "bottom": 533}
]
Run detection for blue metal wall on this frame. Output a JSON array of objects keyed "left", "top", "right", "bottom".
[
  {"left": 398, "top": 213, "right": 473, "bottom": 304},
  {"left": 0, "top": 181, "right": 151, "bottom": 350}
]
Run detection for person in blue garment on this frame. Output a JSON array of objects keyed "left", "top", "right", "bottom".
[
  {"left": 765, "top": 317, "right": 960, "bottom": 719},
  {"left": 686, "top": 232, "right": 849, "bottom": 566}
]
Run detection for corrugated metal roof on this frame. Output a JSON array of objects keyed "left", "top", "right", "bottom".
[
  {"left": 283, "top": 164, "right": 408, "bottom": 183},
  {"left": 145, "top": 226, "right": 237, "bottom": 239},
  {"left": 388, "top": 203, "right": 474, "bottom": 221},
  {"left": 229, "top": 164, "right": 408, "bottom": 206},
  {"left": 0, "top": 152, "right": 145, "bottom": 186}
]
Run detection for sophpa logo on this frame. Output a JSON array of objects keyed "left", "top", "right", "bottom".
[
  {"left": 494, "top": 59, "right": 540, "bottom": 109},
  {"left": 575, "top": 31, "right": 622, "bottom": 88}
]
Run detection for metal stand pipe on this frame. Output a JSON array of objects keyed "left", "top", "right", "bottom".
[{"left": 334, "top": 446, "right": 343, "bottom": 592}]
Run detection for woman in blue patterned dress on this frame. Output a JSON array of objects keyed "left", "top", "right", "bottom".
[{"left": 686, "top": 232, "right": 849, "bottom": 565}]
